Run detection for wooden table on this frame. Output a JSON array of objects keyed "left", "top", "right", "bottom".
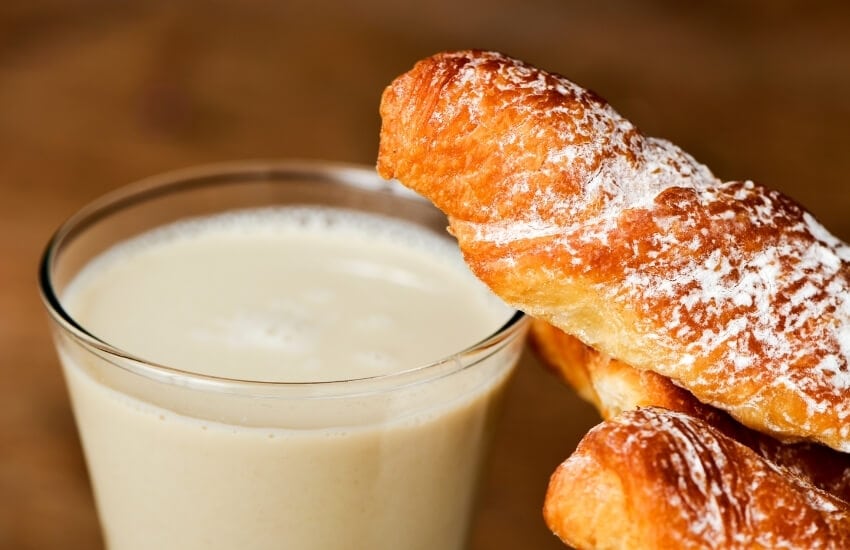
[{"left": 2, "top": 1, "right": 849, "bottom": 548}]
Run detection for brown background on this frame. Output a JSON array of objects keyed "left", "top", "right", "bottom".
[{"left": 2, "top": 1, "right": 850, "bottom": 548}]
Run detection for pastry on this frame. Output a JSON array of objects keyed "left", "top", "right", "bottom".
[
  {"left": 530, "top": 319, "right": 850, "bottom": 503},
  {"left": 544, "top": 407, "right": 850, "bottom": 549},
  {"left": 377, "top": 49, "right": 850, "bottom": 453}
]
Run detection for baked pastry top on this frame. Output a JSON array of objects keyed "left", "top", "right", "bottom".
[
  {"left": 545, "top": 407, "right": 850, "bottom": 550},
  {"left": 530, "top": 319, "right": 850, "bottom": 504},
  {"left": 378, "top": 49, "right": 850, "bottom": 453}
]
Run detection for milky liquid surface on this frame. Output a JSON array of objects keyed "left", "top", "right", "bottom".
[
  {"left": 55, "top": 206, "right": 521, "bottom": 550},
  {"left": 64, "top": 207, "right": 512, "bottom": 381}
]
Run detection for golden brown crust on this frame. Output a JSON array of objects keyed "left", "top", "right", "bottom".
[
  {"left": 528, "top": 319, "right": 599, "bottom": 406},
  {"left": 530, "top": 318, "right": 850, "bottom": 504},
  {"left": 378, "top": 50, "right": 850, "bottom": 452},
  {"left": 529, "top": 319, "right": 706, "bottom": 419},
  {"left": 544, "top": 408, "right": 850, "bottom": 550}
]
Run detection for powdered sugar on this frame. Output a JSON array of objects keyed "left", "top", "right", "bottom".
[
  {"left": 379, "top": 50, "right": 850, "bottom": 451},
  {"left": 559, "top": 407, "right": 850, "bottom": 547}
]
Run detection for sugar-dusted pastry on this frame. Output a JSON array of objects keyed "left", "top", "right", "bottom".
[
  {"left": 544, "top": 407, "right": 850, "bottom": 550},
  {"left": 377, "top": 49, "right": 850, "bottom": 452},
  {"left": 530, "top": 319, "right": 850, "bottom": 503}
]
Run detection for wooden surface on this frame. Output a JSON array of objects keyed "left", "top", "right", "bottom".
[{"left": 2, "top": 1, "right": 850, "bottom": 548}]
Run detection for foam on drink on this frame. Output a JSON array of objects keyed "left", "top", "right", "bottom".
[{"left": 64, "top": 206, "right": 511, "bottom": 382}]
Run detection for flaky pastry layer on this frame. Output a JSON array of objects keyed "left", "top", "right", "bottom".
[
  {"left": 378, "top": 50, "right": 850, "bottom": 452},
  {"left": 530, "top": 319, "right": 850, "bottom": 504},
  {"left": 545, "top": 408, "right": 850, "bottom": 550}
]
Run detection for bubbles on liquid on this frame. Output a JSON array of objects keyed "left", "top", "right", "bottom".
[
  {"left": 66, "top": 204, "right": 514, "bottom": 382},
  {"left": 193, "top": 307, "right": 320, "bottom": 354}
]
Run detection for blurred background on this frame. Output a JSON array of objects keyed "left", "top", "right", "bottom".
[{"left": 2, "top": 1, "right": 849, "bottom": 548}]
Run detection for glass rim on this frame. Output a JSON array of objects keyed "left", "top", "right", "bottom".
[{"left": 38, "top": 159, "right": 528, "bottom": 394}]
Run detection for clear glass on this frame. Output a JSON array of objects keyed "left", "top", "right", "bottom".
[{"left": 39, "top": 160, "right": 528, "bottom": 550}]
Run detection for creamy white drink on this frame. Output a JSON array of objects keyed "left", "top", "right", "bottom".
[{"left": 55, "top": 206, "right": 521, "bottom": 550}]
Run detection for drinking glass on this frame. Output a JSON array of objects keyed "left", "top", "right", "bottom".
[{"left": 39, "top": 161, "right": 528, "bottom": 550}]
